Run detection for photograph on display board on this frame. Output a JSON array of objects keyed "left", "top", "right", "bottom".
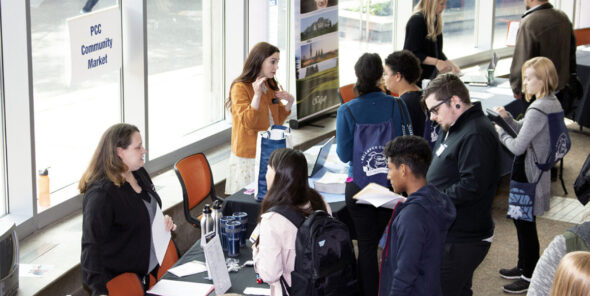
[
  {"left": 300, "top": 8, "right": 338, "bottom": 42},
  {"left": 295, "top": 32, "right": 339, "bottom": 120},
  {"left": 301, "top": 0, "right": 338, "bottom": 15}
]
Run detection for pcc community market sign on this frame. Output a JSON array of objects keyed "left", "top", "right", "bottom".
[{"left": 66, "top": 6, "right": 121, "bottom": 85}]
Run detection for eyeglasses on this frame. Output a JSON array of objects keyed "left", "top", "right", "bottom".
[{"left": 428, "top": 96, "right": 453, "bottom": 115}]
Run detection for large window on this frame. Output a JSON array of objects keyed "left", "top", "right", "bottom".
[
  {"left": 338, "top": 0, "right": 394, "bottom": 85},
  {"left": 441, "top": 0, "right": 480, "bottom": 59},
  {"left": 147, "top": 0, "right": 224, "bottom": 159},
  {"left": 0, "top": 31, "right": 4, "bottom": 217},
  {"left": 30, "top": 0, "right": 121, "bottom": 211},
  {"left": 494, "top": 0, "right": 522, "bottom": 49}
]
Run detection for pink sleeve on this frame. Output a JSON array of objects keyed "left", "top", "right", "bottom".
[{"left": 253, "top": 213, "right": 291, "bottom": 284}]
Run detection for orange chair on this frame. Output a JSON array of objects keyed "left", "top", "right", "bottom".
[
  {"left": 174, "top": 153, "right": 221, "bottom": 227},
  {"left": 339, "top": 83, "right": 356, "bottom": 104},
  {"left": 574, "top": 27, "right": 590, "bottom": 46},
  {"left": 106, "top": 273, "right": 145, "bottom": 296},
  {"left": 157, "top": 239, "right": 180, "bottom": 280}
]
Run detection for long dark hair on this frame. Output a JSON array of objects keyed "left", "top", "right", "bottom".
[
  {"left": 79, "top": 123, "right": 140, "bottom": 193},
  {"left": 354, "top": 53, "right": 384, "bottom": 96},
  {"left": 226, "top": 42, "right": 280, "bottom": 110},
  {"left": 259, "top": 148, "right": 327, "bottom": 221}
]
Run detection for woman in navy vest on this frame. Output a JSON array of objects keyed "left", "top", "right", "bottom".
[
  {"left": 336, "top": 53, "right": 412, "bottom": 296},
  {"left": 494, "top": 57, "right": 566, "bottom": 294}
]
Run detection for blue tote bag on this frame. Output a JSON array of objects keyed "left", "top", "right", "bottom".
[{"left": 254, "top": 125, "right": 292, "bottom": 201}]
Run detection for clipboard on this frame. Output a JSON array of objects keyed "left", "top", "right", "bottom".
[{"left": 486, "top": 108, "right": 517, "bottom": 138}]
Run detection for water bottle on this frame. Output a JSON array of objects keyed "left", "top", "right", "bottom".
[
  {"left": 200, "top": 204, "right": 214, "bottom": 247},
  {"left": 211, "top": 200, "right": 223, "bottom": 235}
]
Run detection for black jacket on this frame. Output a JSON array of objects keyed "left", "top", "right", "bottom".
[
  {"left": 379, "top": 185, "right": 456, "bottom": 296},
  {"left": 403, "top": 12, "right": 447, "bottom": 83},
  {"left": 399, "top": 90, "right": 426, "bottom": 137},
  {"left": 426, "top": 102, "right": 502, "bottom": 243},
  {"left": 81, "top": 167, "right": 161, "bottom": 295}
]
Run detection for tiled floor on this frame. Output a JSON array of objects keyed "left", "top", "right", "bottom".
[{"left": 541, "top": 196, "right": 590, "bottom": 224}]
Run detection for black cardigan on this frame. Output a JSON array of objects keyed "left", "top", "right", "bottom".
[
  {"left": 403, "top": 12, "right": 447, "bottom": 83},
  {"left": 81, "top": 167, "right": 162, "bottom": 295}
]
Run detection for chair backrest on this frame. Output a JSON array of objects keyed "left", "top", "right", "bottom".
[
  {"left": 574, "top": 27, "right": 590, "bottom": 46},
  {"left": 174, "top": 153, "right": 219, "bottom": 227},
  {"left": 339, "top": 83, "right": 394, "bottom": 104},
  {"left": 106, "top": 273, "right": 145, "bottom": 296},
  {"left": 339, "top": 83, "right": 356, "bottom": 104},
  {"left": 157, "top": 239, "right": 180, "bottom": 280}
]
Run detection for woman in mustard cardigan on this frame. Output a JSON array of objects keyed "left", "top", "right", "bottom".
[{"left": 225, "top": 42, "right": 294, "bottom": 195}]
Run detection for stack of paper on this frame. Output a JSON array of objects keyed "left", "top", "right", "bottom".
[
  {"left": 313, "top": 172, "right": 347, "bottom": 194},
  {"left": 353, "top": 183, "right": 406, "bottom": 209},
  {"left": 147, "top": 279, "right": 214, "bottom": 296}
]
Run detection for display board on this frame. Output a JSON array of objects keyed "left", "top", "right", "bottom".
[{"left": 290, "top": 0, "right": 340, "bottom": 128}]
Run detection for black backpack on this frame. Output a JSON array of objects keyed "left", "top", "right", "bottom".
[
  {"left": 269, "top": 206, "right": 359, "bottom": 296},
  {"left": 574, "top": 153, "right": 590, "bottom": 206}
]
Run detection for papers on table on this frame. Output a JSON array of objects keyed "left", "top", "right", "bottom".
[
  {"left": 353, "top": 183, "right": 406, "bottom": 209},
  {"left": 147, "top": 279, "right": 214, "bottom": 296},
  {"left": 313, "top": 172, "right": 347, "bottom": 194},
  {"left": 19, "top": 264, "right": 53, "bottom": 277},
  {"left": 487, "top": 85, "right": 514, "bottom": 97},
  {"left": 470, "top": 91, "right": 494, "bottom": 100},
  {"left": 244, "top": 287, "right": 271, "bottom": 295},
  {"left": 152, "top": 205, "right": 171, "bottom": 265},
  {"left": 167, "top": 260, "right": 208, "bottom": 277}
]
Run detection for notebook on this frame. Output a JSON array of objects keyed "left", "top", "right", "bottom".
[{"left": 307, "top": 136, "right": 335, "bottom": 177}]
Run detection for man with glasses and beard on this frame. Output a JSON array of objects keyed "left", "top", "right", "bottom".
[{"left": 423, "top": 73, "right": 502, "bottom": 296}]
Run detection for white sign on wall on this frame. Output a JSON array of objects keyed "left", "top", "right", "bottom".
[{"left": 65, "top": 6, "right": 122, "bottom": 85}]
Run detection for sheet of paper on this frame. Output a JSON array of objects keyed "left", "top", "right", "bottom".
[
  {"left": 152, "top": 205, "right": 172, "bottom": 265},
  {"left": 353, "top": 183, "right": 406, "bottom": 208},
  {"left": 147, "top": 279, "right": 214, "bottom": 296},
  {"left": 167, "top": 260, "right": 208, "bottom": 277},
  {"left": 244, "top": 287, "right": 271, "bottom": 295},
  {"left": 506, "top": 21, "right": 519, "bottom": 46},
  {"left": 203, "top": 234, "right": 232, "bottom": 295},
  {"left": 470, "top": 91, "right": 494, "bottom": 100}
]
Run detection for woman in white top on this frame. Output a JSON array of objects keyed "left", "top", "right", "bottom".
[{"left": 252, "top": 148, "right": 331, "bottom": 296}]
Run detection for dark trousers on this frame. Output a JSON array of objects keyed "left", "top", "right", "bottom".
[
  {"left": 440, "top": 241, "right": 491, "bottom": 296},
  {"left": 345, "top": 182, "right": 392, "bottom": 296},
  {"left": 514, "top": 218, "right": 540, "bottom": 278},
  {"left": 511, "top": 154, "right": 541, "bottom": 278}
]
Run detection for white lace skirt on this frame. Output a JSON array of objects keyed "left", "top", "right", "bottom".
[{"left": 225, "top": 152, "right": 256, "bottom": 195}]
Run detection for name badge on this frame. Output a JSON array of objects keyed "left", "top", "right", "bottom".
[{"left": 435, "top": 144, "right": 447, "bottom": 157}]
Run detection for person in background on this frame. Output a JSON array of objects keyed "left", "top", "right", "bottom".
[
  {"left": 80, "top": 123, "right": 176, "bottom": 295},
  {"left": 384, "top": 50, "right": 426, "bottom": 137},
  {"left": 494, "top": 57, "right": 564, "bottom": 294},
  {"left": 252, "top": 148, "right": 331, "bottom": 296},
  {"left": 336, "top": 53, "right": 412, "bottom": 296},
  {"left": 509, "top": 0, "right": 574, "bottom": 106},
  {"left": 423, "top": 73, "right": 501, "bottom": 296},
  {"left": 528, "top": 221, "right": 590, "bottom": 296},
  {"left": 549, "top": 251, "right": 590, "bottom": 296},
  {"left": 379, "top": 135, "right": 455, "bottom": 296},
  {"left": 225, "top": 42, "right": 294, "bottom": 195},
  {"left": 404, "top": 0, "right": 460, "bottom": 87}
]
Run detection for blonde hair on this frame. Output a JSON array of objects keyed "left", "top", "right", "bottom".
[
  {"left": 521, "top": 56, "right": 559, "bottom": 102},
  {"left": 414, "top": 0, "right": 443, "bottom": 41},
  {"left": 78, "top": 123, "right": 140, "bottom": 193},
  {"left": 549, "top": 251, "right": 590, "bottom": 296}
]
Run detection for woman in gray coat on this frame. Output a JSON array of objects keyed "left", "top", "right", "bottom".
[{"left": 494, "top": 57, "right": 564, "bottom": 294}]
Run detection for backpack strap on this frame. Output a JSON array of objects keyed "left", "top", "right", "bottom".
[
  {"left": 268, "top": 206, "right": 306, "bottom": 228},
  {"left": 396, "top": 98, "right": 414, "bottom": 136},
  {"left": 344, "top": 105, "right": 357, "bottom": 125}
]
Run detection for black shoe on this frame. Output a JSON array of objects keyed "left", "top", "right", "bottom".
[
  {"left": 503, "top": 278, "right": 530, "bottom": 294},
  {"left": 499, "top": 266, "right": 523, "bottom": 279}
]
